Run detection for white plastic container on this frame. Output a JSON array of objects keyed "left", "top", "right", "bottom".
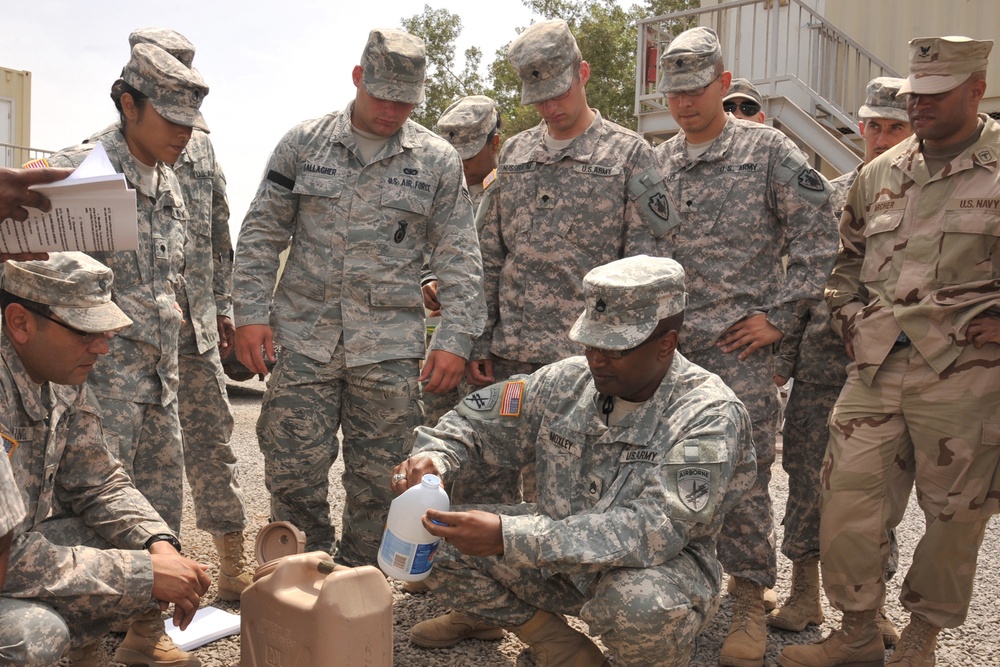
[{"left": 377, "top": 473, "right": 450, "bottom": 581}]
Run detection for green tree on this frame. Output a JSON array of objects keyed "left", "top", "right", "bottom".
[{"left": 401, "top": 5, "right": 486, "bottom": 129}]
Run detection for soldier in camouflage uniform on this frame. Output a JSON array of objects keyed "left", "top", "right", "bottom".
[
  {"left": 0, "top": 433, "right": 26, "bottom": 592},
  {"left": 400, "top": 256, "right": 755, "bottom": 666},
  {"left": 723, "top": 78, "right": 766, "bottom": 123},
  {"left": 232, "top": 29, "right": 485, "bottom": 566},
  {"left": 421, "top": 95, "right": 504, "bottom": 427},
  {"left": 654, "top": 27, "right": 838, "bottom": 667},
  {"left": 769, "top": 76, "right": 912, "bottom": 644},
  {"left": 124, "top": 26, "right": 252, "bottom": 602},
  {"left": 0, "top": 254, "right": 210, "bottom": 667},
  {"left": 781, "top": 36, "right": 1000, "bottom": 667}
]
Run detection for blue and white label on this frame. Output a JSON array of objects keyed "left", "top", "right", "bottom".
[{"left": 378, "top": 528, "right": 440, "bottom": 576}]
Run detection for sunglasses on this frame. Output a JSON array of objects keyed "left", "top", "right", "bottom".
[
  {"left": 724, "top": 100, "right": 762, "bottom": 116},
  {"left": 23, "top": 305, "right": 114, "bottom": 344}
]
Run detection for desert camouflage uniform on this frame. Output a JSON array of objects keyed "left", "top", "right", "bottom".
[
  {"left": 0, "top": 434, "right": 25, "bottom": 535},
  {"left": 0, "top": 335, "right": 171, "bottom": 661},
  {"left": 414, "top": 355, "right": 755, "bottom": 666},
  {"left": 47, "top": 129, "right": 187, "bottom": 532},
  {"left": 233, "top": 103, "right": 485, "bottom": 565},
  {"left": 822, "top": 115, "right": 1000, "bottom": 629},
  {"left": 475, "top": 111, "right": 670, "bottom": 369},
  {"left": 655, "top": 117, "right": 838, "bottom": 588}
]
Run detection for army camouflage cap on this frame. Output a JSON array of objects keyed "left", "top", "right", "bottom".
[
  {"left": 508, "top": 19, "right": 583, "bottom": 105},
  {"left": 899, "top": 36, "right": 993, "bottom": 95},
  {"left": 361, "top": 28, "right": 426, "bottom": 104},
  {"left": 723, "top": 77, "right": 762, "bottom": 105},
  {"left": 122, "top": 43, "right": 209, "bottom": 132},
  {"left": 129, "top": 27, "right": 195, "bottom": 67},
  {"left": 657, "top": 27, "right": 722, "bottom": 94},
  {"left": 858, "top": 77, "right": 909, "bottom": 121},
  {"left": 436, "top": 96, "right": 499, "bottom": 160},
  {"left": 569, "top": 255, "right": 686, "bottom": 351},
  {"left": 2, "top": 252, "right": 132, "bottom": 333}
]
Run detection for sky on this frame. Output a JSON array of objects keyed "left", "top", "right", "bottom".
[{"left": 1, "top": 0, "right": 542, "bottom": 242}]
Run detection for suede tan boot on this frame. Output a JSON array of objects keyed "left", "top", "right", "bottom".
[
  {"left": 213, "top": 531, "right": 253, "bottom": 601},
  {"left": 885, "top": 615, "right": 939, "bottom": 666},
  {"left": 779, "top": 609, "right": 885, "bottom": 667},
  {"left": 768, "top": 557, "right": 824, "bottom": 631},
  {"left": 67, "top": 642, "right": 101, "bottom": 667},
  {"left": 113, "top": 610, "right": 201, "bottom": 667},
  {"left": 402, "top": 579, "right": 430, "bottom": 594},
  {"left": 878, "top": 607, "right": 900, "bottom": 649},
  {"left": 409, "top": 611, "right": 505, "bottom": 648},
  {"left": 721, "top": 577, "right": 767, "bottom": 667},
  {"left": 510, "top": 611, "right": 610, "bottom": 667},
  {"left": 728, "top": 574, "right": 778, "bottom": 612}
]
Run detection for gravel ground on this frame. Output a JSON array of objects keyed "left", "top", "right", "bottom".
[{"left": 80, "top": 377, "right": 999, "bottom": 666}]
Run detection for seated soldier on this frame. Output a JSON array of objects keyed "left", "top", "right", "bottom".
[
  {"left": 394, "top": 255, "right": 756, "bottom": 667},
  {"left": 0, "top": 253, "right": 211, "bottom": 666}
]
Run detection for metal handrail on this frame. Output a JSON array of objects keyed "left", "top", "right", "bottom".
[
  {"left": 0, "top": 142, "right": 54, "bottom": 169},
  {"left": 636, "top": 0, "right": 899, "bottom": 133}
]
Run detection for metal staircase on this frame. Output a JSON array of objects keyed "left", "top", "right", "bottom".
[{"left": 636, "top": 0, "right": 900, "bottom": 174}]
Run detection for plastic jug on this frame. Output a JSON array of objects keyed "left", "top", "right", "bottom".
[
  {"left": 377, "top": 473, "right": 450, "bottom": 581},
  {"left": 240, "top": 551, "right": 393, "bottom": 667}
]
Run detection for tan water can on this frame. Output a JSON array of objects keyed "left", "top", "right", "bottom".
[{"left": 241, "top": 545, "right": 393, "bottom": 666}]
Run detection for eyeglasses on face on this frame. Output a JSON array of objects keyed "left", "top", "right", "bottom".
[
  {"left": 584, "top": 329, "right": 671, "bottom": 360},
  {"left": 22, "top": 305, "right": 114, "bottom": 344},
  {"left": 665, "top": 75, "right": 721, "bottom": 100},
  {"left": 724, "top": 100, "right": 762, "bottom": 116}
]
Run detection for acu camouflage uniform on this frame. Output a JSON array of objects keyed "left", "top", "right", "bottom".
[
  {"left": 0, "top": 336, "right": 173, "bottom": 663},
  {"left": 823, "top": 114, "right": 1000, "bottom": 629},
  {"left": 414, "top": 353, "right": 755, "bottom": 666},
  {"left": 233, "top": 90, "right": 485, "bottom": 564},
  {"left": 654, "top": 117, "right": 838, "bottom": 588},
  {"left": 47, "top": 128, "right": 188, "bottom": 533}
]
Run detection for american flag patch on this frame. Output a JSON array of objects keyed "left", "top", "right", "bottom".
[
  {"left": 21, "top": 158, "right": 50, "bottom": 169},
  {"left": 1, "top": 432, "right": 18, "bottom": 458},
  {"left": 499, "top": 380, "right": 525, "bottom": 417}
]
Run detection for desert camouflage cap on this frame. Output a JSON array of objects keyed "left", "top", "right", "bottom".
[
  {"left": 657, "top": 27, "right": 722, "bottom": 94},
  {"left": 436, "top": 96, "right": 498, "bottom": 160},
  {"left": 858, "top": 76, "right": 909, "bottom": 121},
  {"left": 569, "top": 255, "right": 686, "bottom": 351},
  {"left": 361, "top": 28, "right": 426, "bottom": 105},
  {"left": 122, "top": 43, "right": 209, "bottom": 132},
  {"left": 129, "top": 27, "right": 195, "bottom": 67},
  {"left": 723, "top": 77, "right": 762, "bottom": 105},
  {"left": 1, "top": 252, "right": 132, "bottom": 333},
  {"left": 508, "top": 19, "right": 582, "bottom": 105},
  {"left": 899, "top": 35, "right": 993, "bottom": 95}
]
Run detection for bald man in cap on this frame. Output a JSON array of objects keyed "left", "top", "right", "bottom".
[
  {"left": 401, "top": 255, "right": 755, "bottom": 666},
  {"left": 781, "top": 36, "right": 1000, "bottom": 667},
  {"left": 654, "top": 26, "right": 838, "bottom": 666},
  {"left": 768, "top": 77, "right": 912, "bottom": 645}
]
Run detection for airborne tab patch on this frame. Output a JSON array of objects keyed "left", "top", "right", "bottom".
[{"left": 678, "top": 467, "right": 711, "bottom": 512}]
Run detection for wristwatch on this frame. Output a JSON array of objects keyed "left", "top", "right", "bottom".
[{"left": 144, "top": 533, "right": 182, "bottom": 553}]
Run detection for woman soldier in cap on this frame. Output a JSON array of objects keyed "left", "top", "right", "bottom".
[{"left": 42, "top": 42, "right": 210, "bottom": 667}]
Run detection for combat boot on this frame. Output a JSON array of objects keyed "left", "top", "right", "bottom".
[
  {"left": 768, "top": 557, "right": 824, "bottom": 631},
  {"left": 779, "top": 609, "right": 884, "bottom": 667},
  {"left": 728, "top": 573, "right": 778, "bottom": 612},
  {"left": 721, "top": 577, "right": 767, "bottom": 667},
  {"left": 410, "top": 610, "right": 506, "bottom": 648},
  {"left": 113, "top": 610, "right": 201, "bottom": 667},
  {"left": 213, "top": 531, "right": 253, "bottom": 601},
  {"left": 510, "top": 611, "right": 610, "bottom": 667},
  {"left": 402, "top": 579, "right": 430, "bottom": 594},
  {"left": 885, "top": 615, "right": 939, "bottom": 666},
  {"left": 67, "top": 642, "right": 101, "bottom": 667},
  {"left": 878, "top": 607, "right": 900, "bottom": 648}
]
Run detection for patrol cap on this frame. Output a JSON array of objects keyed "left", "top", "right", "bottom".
[
  {"left": 129, "top": 27, "right": 195, "bottom": 67},
  {"left": 657, "top": 27, "right": 722, "bottom": 94},
  {"left": 858, "top": 77, "right": 909, "bottom": 121},
  {"left": 435, "top": 96, "right": 498, "bottom": 160},
  {"left": 360, "top": 28, "right": 426, "bottom": 104},
  {"left": 508, "top": 19, "right": 583, "bottom": 105},
  {"left": 1, "top": 252, "right": 132, "bottom": 333},
  {"left": 723, "top": 77, "right": 762, "bottom": 105},
  {"left": 899, "top": 36, "right": 993, "bottom": 95},
  {"left": 569, "top": 255, "right": 686, "bottom": 351},
  {"left": 122, "top": 43, "right": 210, "bottom": 132}
]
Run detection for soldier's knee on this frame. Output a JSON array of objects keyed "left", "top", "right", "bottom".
[{"left": 0, "top": 601, "right": 71, "bottom": 666}]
